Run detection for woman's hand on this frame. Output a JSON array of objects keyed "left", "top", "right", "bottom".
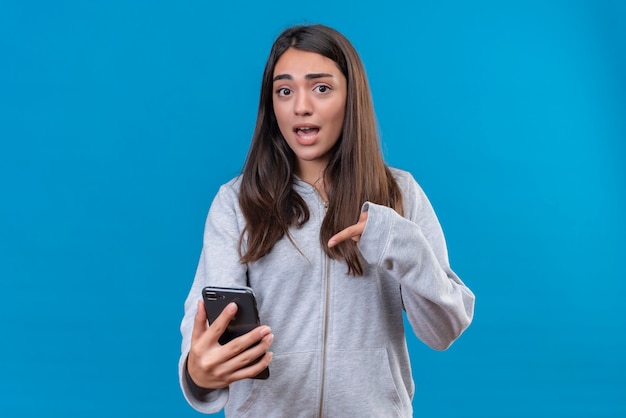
[
  {"left": 327, "top": 211, "right": 368, "bottom": 248},
  {"left": 187, "top": 301, "right": 274, "bottom": 389}
]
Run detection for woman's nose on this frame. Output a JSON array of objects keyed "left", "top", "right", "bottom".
[{"left": 294, "top": 92, "right": 312, "bottom": 116}]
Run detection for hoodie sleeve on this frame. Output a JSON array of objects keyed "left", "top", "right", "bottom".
[
  {"left": 357, "top": 173, "right": 475, "bottom": 351},
  {"left": 178, "top": 182, "right": 248, "bottom": 414}
]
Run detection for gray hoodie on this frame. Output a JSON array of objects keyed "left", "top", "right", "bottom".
[{"left": 179, "top": 168, "right": 475, "bottom": 417}]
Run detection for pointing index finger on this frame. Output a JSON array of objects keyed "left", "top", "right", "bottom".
[
  {"left": 328, "top": 211, "right": 368, "bottom": 248},
  {"left": 328, "top": 224, "right": 364, "bottom": 248}
]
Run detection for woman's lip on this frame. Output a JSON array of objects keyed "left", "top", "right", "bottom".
[
  {"left": 295, "top": 127, "right": 320, "bottom": 134},
  {"left": 293, "top": 124, "right": 320, "bottom": 132},
  {"left": 295, "top": 127, "right": 320, "bottom": 145}
]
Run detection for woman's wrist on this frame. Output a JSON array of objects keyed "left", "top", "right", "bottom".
[{"left": 184, "top": 357, "right": 213, "bottom": 398}]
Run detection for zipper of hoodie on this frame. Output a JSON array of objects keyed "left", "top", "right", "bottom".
[
  {"left": 318, "top": 250, "right": 331, "bottom": 418},
  {"left": 317, "top": 198, "right": 330, "bottom": 418}
]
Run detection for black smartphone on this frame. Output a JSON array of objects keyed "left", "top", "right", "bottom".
[{"left": 202, "top": 286, "right": 269, "bottom": 379}]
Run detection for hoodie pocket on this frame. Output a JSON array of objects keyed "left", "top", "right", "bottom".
[
  {"left": 323, "top": 348, "right": 410, "bottom": 417},
  {"left": 228, "top": 351, "right": 320, "bottom": 418}
]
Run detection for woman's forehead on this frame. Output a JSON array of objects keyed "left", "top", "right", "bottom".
[{"left": 273, "top": 48, "right": 342, "bottom": 79}]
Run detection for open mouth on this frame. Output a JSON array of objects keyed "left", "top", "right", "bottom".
[{"left": 294, "top": 126, "right": 320, "bottom": 136}]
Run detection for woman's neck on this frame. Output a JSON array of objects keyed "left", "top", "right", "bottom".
[{"left": 297, "top": 163, "right": 329, "bottom": 203}]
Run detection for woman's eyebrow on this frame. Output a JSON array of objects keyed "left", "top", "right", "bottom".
[
  {"left": 305, "top": 73, "right": 334, "bottom": 80},
  {"left": 273, "top": 73, "right": 334, "bottom": 82}
]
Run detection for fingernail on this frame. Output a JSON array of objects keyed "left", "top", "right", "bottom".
[
  {"left": 227, "top": 302, "right": 237, "bottom": 313},
  {"left": 327, "top": 239, "right": 336, "bottom": 247},
  {"left": 267, "top": 333, "right": 274, "bottom": 344},
  {"left": 259, "top": 326, "right": 271, "bottom": 337}
]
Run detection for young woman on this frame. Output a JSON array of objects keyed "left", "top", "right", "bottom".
[{"left": 179, "top": 24, "right": 475, "bottom": 417}]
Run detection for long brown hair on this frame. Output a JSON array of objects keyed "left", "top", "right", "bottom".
[{"left": 239, "top": 24, "right": 403, "bottom": 275}]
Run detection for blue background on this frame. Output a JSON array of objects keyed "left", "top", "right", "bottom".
[{"left": 1, "top": 0, "right": 625, "bottom": 417}]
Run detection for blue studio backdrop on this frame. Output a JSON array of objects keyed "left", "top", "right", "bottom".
[{"left": 1, "top": 1, "right": 625, "bottom": 417}]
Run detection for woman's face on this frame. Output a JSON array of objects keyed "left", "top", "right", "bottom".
[{"left": 272, "top": 48, "right": 347, "bottom": 181}]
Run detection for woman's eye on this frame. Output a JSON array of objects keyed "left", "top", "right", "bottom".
[
  {"left": 277, "top": 88, "right": 291, "bottom": 96},
  {"left": 315, "top": 85, "right": 331, "bottom": 93}
]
